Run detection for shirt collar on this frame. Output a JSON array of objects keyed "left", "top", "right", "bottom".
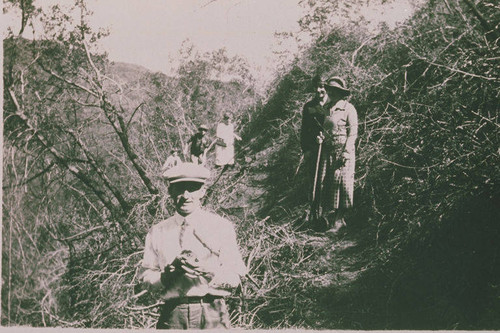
[{"left": 175, "top": 208, "right": 203, "bottom": 227}]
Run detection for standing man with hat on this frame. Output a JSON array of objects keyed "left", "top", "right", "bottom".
[
  {"left": 140, "top": 162, "right": 247, "bottom": 329},
  {"left": 300, "top": 75, "right": 358, "bottom": 233},
  {"left": 188, "top": 125, "right": 209, "bottom": 165}
]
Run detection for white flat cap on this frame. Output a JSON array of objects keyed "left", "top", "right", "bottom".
[{"left": 162, "top": 162, "right": 211, "bottom": 183}]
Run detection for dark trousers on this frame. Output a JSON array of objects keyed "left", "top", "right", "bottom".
[{"left": 156, "top": 296, "right": 230, "bottom": 330}]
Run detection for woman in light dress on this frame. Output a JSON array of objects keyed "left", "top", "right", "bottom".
[{"left": 215, "top": 113, "right": 241, "bottom": 168}]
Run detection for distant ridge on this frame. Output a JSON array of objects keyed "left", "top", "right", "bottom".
[
  {"left": 107, "top": 61, "right": 168, "bottom": 83},
  {"left": 109, "top": 61, "right": 152, "bottom": 74}
]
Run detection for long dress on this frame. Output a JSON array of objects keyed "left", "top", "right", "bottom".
[
  {"left": 320, "top": 99, "right": 358, "bottom": 210},
  {"left": 215, "top": 122, "right": 237, "bottom": 166}
]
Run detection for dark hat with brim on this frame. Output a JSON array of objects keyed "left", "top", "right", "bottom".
[
  {"left": 324, "top": 76, "right": 350, "bottom": 95},
  {"left": 162, "top": 162, "right": 211, "bottom": 183}
]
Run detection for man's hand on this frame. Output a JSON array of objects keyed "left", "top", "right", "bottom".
[
  {"left": 341, "top": 151, "right": 350, "bottom": 166},
  {"left": 160, "top": 263, "right": 183, "bottom": 287},
  {"left": 216, "top": 138, "right": 227, "bottom": 147},
  {"left": 174, "top": 250, "right": 217, "bottom": 281}
]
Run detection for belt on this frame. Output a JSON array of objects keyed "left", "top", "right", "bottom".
[{"left": 165, "top": 295, "right": 223, "bottom": 306}]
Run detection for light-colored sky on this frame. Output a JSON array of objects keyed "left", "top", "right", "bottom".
[
  {"left": 91, "top": 0, "right": 305, "bottom": 75},
  {"left": 3, "top": 0, "right": 419, "bottom": 81}
]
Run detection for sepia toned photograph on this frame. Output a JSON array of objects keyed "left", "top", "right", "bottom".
[{"left": 2, "top": 0, "right": 499, "bottom": 330}]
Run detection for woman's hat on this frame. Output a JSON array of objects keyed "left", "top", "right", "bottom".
[{"left": 324, "top": 76, "right": 350, "bottom": 95}]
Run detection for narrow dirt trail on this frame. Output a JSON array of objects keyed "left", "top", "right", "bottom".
[{"left": 207, "top": 151, "right": 372, "bottom": 304}]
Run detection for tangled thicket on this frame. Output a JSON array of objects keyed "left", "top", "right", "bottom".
[{"left": 3, "top": 0, "right": 500, "bottom": 329}]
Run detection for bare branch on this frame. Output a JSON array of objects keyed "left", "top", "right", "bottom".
[
  {"left": 37, "top": 60, "right": 99, "bottom": 98},
  {"left": 7, "top": 88, "right": 117, "bottom": 214},
  {"left": 62, "top": 127, "right": 131, "bottom": 212},
  {"left": 400, "top": 41, "right": 499, "bottom": 81},
  {"left": 3, "top": 162, "right": 55, "bottom": 190},
  {"left": 351, "top": 37, "right": 373, "bottom": 67},
  {"left": 126, "top": 102, "right": 145, "bottom": 130},
  {"left": 53, "top": 225, "right": 106, "bottom": 242},
  {"left": 82, "top": 40, "right": 102, "bottom": 84},
  {"left": 462, "top": 0, "right": 500, "bottom": 42}
]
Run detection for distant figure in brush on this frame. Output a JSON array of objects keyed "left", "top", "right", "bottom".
[
  {"left": 300, "top": 76, "right": 358, "bottom": 233},
  {"left": 161, "top": 148, "right": 182, "bottom": 171},
  {"left": 189, "top": 125, "right": 210, "bottom": 165},
  {"left": 215, "top": 113, "right": 241, "bottom": 169}
]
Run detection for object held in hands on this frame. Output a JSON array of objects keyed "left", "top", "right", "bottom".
[
  {"left": 160, "top": 262, "right": 183, "bottom": 287},
  {"left": 175, "top": 250, "right": 216, "bottom": 281}
]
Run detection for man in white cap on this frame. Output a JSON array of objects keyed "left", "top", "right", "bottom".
[{"left": 140, "top": 162, "right": 247, "bottom": 329}]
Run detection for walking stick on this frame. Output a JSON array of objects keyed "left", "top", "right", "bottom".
[
  {"left": 310, "top": 132, "right": 324, "bottom": 221},
  {"left": 312, "top": 133, "right": 323, "bottom": 203}
]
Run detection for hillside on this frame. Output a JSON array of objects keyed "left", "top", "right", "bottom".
[
  {"left": 202, "top": 0, "right": 500, "bottom": 329},
  {"left": 108, "top": 61, "right": 152, "bottom": 82},
  {"left": 3, "top": 0, "right": 500, "bottom": 330}
]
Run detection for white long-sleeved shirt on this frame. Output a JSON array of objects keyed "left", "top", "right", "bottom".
[{"left": 141, "top": 209, "right": 247, "bottom": 300}]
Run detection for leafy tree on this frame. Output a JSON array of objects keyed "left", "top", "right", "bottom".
[
  {"left": 3, "top": 0, "right": 168, "bottom": 327},
  {"left": 141, "top": 41, "right": 257, "bottom": 161},
  {"left": 3, "top": 0, "right": 259, "bottom": 327}
]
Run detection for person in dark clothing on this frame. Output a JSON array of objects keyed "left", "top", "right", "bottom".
[
  {"left": 300, "top": 78, "right": 329, "bottom": 229},
  {"left": 189, "top": 125, "right": 209, "bottom": 165},
  {"left": 300, "top": 83, "right": 327, "bottom": 159}
]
